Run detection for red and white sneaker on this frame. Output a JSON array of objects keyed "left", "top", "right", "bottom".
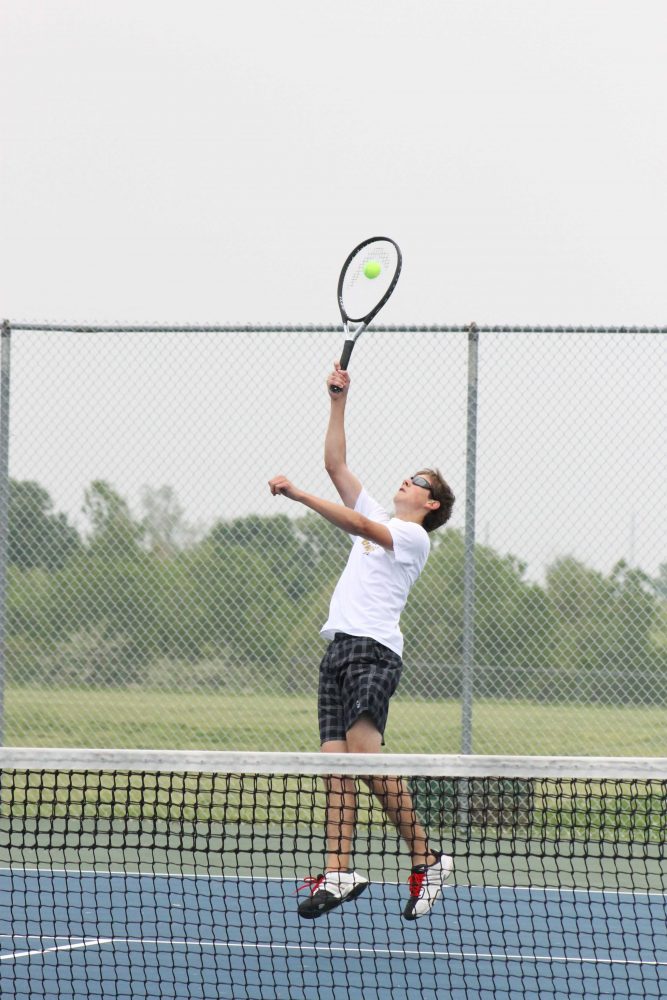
[
  {"left": 403, "top": 852, "right": 453, "bottom": 920},
  {"left": 296, "top": 870, "right": 369, "bottom": 919}
]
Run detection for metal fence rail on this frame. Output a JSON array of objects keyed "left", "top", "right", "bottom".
[{"left": 0, "top": 321, "right": 665, "bottom": 755}]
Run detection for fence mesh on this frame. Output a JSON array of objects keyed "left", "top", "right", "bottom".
[{"left": 1, "top": 323, "right": 665, "bottom": 754}]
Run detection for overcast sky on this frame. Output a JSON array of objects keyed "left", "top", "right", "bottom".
[
  {"left": 1, "top": 2, "right": 665, "bottom": 580},
  {"left": 2, "top": 1, "right": 667, "bottom": 324}
]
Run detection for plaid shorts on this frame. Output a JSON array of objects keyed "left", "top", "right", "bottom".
[{"left": 318, "top": 633, "right": 403, "bottom": 746}]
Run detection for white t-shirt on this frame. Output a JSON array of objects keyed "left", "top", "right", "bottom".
[{"left": 320, "top": 488, "right": 430, "bottom": 657}]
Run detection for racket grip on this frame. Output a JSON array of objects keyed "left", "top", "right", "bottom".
[
  {"left": 329, "top": 340, "right": 354, "bottom": 395},
  {"left": 339, "top": 340, "right": 355, "bottom": 370},
  {"left": 330, "top": 340, "right": 355, "bottom": 393}
]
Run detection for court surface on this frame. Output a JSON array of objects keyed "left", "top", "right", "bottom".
[{"left": 2, "top": 868, "right": 667, "bottom": 999}]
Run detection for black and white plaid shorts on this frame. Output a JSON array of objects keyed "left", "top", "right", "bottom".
[{"left": 318, "top": 633, "right": 403, "bottom": 746}]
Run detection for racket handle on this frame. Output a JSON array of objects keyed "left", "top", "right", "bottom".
[
  {"left": 339, "top": 339, "right": 355, "bottom": 370},
  {"left": 330, "top": 340, "right": 355, "bottom": 394}
]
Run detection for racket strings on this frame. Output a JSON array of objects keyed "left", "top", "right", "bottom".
[
  {"left": 345, "top": 243, "right": 397, "bottom": 286},
  {"left": 340, "top": 240, "right": 400, "bottom": 321}
]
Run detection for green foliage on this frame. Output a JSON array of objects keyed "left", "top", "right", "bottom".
[
  {"left": 8, "top": 480, "right": 81, "bottom": 570},
  {"left": 83, "top": 480, "right": 142, "bottom": 559},
  {"left": 544, "top": 557, "right": 667, "bottom": 702},
  {"left": 187, "top": 538, "right": 300, "bottom": 667},
  {"left": 4, "top": 479, "right": 667, "bottom": 704},
  {"left": 403, "top": 532, "right": 557, "bottom": 698},
  {"left": 207, "top": 512, "right": 347, "bottom": 604}
]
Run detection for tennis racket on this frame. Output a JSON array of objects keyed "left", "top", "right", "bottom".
[{"left": 330, "top": 236, "right": 402, "bottom": 392}]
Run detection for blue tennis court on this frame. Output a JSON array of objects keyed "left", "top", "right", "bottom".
[{"left": 2, "top": 867, "right": 667, "bottom": 999}]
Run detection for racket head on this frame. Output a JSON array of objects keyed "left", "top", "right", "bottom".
[{"left": 337, "top": 237, "right": 402, "bottom": 326}]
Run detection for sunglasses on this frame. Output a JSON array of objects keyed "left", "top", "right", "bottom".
[{"left": 410, "top": 475, "right": 433, "bottom": 496}]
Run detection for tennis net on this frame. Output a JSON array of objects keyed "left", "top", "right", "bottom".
[{"left": 1, "top": 748, "right": 667, "bottom": 999}]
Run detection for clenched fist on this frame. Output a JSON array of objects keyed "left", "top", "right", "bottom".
[
  {"left": 268, "top": 475, "right": 303, "bottom": 501},
  {"left": 327, "top": 361, "right": 350, "bottom": 397}
]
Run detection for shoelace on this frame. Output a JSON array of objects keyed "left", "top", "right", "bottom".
[
  {"left": 407, "top": 870, "right": 426, "bottom": 898},
  {"left": 293, "top": 874, "right": 325, "bottom": 897}
]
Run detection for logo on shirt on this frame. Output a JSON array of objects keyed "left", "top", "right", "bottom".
[{"left": 361, "top": 539, "right": 379, "bottom": 555}]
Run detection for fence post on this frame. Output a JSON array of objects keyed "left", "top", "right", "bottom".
[
  {"left": 0, "top": 320, "right": 11, "bottom": 746},
  {"left": 461, "top": 322, "right": 479, "bottom": 755}
]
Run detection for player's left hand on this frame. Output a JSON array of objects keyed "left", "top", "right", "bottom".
[{"left": 269, "top": 475, "right": 302, "bottom": 501}]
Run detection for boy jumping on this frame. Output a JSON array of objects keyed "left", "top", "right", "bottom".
[{"left": 268, "top": 363, "right": 455, "bottom": 920}]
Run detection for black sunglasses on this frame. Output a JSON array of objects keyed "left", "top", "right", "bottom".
[{"left": 410, "top": 475, "right": 433, "bottom": 496}]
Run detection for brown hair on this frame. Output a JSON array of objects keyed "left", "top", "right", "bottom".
[{"left": 416, "top": 468, "right": 455, "bottom": 533}]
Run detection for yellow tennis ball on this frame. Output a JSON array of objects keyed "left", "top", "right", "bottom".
[{"left": 363, "top": 260, "right": 381, "bottom": 279}]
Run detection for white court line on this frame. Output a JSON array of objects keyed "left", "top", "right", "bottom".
[
  {"left": 0, "top": 934, "right": 85, "bottom": 944},
  {"left": 1, "top": 938, "right": 112, "bottom": 962},
  {"left": 3, "top": 935, "right": 667, "bottom": 969},
  {"left": 1, "top": 866, "right": 666, "bottom": 899},
  {"left": 0, "top": 866, "right": 231, "bottom": 882}
]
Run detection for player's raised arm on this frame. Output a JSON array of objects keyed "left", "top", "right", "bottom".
[
  {"left": 324, "top": 363, "right": 362, "bottom": 509},
  {"left": 268, "top": 474, "right": 392, "bottom": 550}
]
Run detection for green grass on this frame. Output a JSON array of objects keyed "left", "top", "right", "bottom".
[
  {"left": 3, "top": 687, "right": 666, "bottom": 889},
  {"left": 4, "top": 683, "right": 667, "bottom": 756}
]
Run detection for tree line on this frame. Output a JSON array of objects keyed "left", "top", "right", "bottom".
[{"left": 5, "top": 479, "right": 667, "bottom": 704}]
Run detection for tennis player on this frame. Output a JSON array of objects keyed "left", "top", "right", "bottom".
[{"left": 268, "top": 363, "right": 455, "bottom": 921}]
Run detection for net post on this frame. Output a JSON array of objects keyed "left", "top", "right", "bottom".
[
  {"left": 0, "top": 320, "right": 11, "bottom": 746},
  {"left": 461, "top": 321, "right": 479, "bottom": 758}
]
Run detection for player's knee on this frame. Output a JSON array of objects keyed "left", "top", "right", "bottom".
[{"left": 345, "top": 713, "right": 382, "bottom": 753}]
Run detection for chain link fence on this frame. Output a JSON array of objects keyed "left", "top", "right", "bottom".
[{"left": 0, "top": 322, "right": 665, "bottom": 755}]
